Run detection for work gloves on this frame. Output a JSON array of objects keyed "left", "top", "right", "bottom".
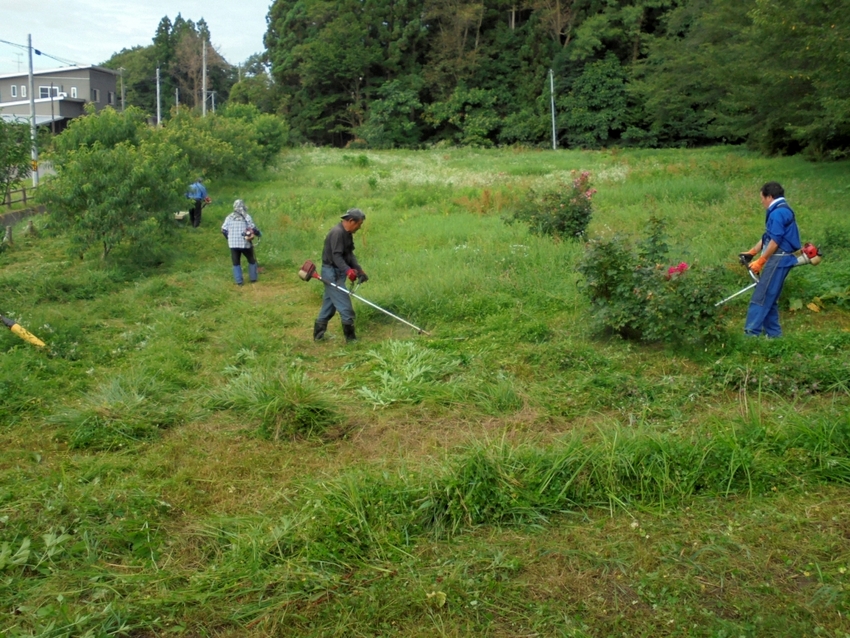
[
  {"left": 738, "top": 252, "right": 755, "bottom": 265},
  {"left": 346, "top": 268, "right": 358, "bottom": 282},
  {"left": 357, "top": 270, "right": 369, "bottom": 284},
  {"left": 750, "top": 256, "right": 767, "bottom": 274}
]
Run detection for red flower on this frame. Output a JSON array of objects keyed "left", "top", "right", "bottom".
[{"left": 666, "top": 262, "right": 689, "bottom": 279}]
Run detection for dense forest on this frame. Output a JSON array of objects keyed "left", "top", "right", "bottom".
[{"left": 104, "top": 0, "right": 848, "bottom": 156}]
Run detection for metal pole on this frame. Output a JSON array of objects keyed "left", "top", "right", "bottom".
[
  {"left": 202, "top": 39, "right": 207, "bottom": 117},
  {"left": 156, "top": 66, "right": 161, "bottom": 126},
  {"left": 175, "top": 87, "right": 179, "bottom": 109},
  {"left": 50, "top": 82, "right": 55, "bottom": 134},
  {"left": 27, "top": 35, "right": 38, "bottom": 187},
  {"left": 549, "top": 68, "right": 557, "bottom": 151},
  {"left": 319, "top": 276, "right": 430, "bottom": 335},
  {"left": 119, "top": 67, "right": 125, "bottom": 111},
  {"left": 714, "top": 270, "right": 760, "bottom": 307}
]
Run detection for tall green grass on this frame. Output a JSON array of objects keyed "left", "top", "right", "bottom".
[
  {"left": 1, "top": 146, "right": 849, "bottom": 636},
  {"left": 206, "top": 367, "right": 343, "bottom": 439}
]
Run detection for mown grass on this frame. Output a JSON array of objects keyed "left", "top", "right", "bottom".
[{"left": 1, "top": 146, "right": 850, "bottom": 636}]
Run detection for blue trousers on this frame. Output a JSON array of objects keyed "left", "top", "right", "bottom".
[
  {"left": 744, "top": 256, "right": 794, "bottom": 337},
  {"left": 316, "top": 265, "right": 355, "bottom": 325}
]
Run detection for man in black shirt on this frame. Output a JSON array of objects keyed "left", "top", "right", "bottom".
[{"left": 314, "top": 208, "right": 369, "bottom": 342}]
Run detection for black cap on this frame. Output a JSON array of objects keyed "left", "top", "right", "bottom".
[{"left": 341, "top": 208, "right": 365, "bottom": 221}]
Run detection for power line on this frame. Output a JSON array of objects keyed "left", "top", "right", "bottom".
[{"left": 0, "top": 37, "right": 82, "bottom": 68}]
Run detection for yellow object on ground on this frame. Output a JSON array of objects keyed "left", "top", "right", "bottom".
[{"left": 2, "top": 315, "right": 45, "bottom": 347}]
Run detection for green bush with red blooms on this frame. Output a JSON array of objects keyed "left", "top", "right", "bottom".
[
  {"left": 507, "top": 170, "right": 596, "bottom": 240},
  {"left": 578, "top": 217, "right": 727, "bottom": 344}
]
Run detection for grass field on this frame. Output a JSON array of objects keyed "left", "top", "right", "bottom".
[{"left": 2, "top": 146, "right": 850, "bottom": 637}]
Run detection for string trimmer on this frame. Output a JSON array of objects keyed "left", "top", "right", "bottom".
[
  {"left": 298, "top": 260, "right": 430, "bottom": 335},
  {"left": 1, "top": 313, "right": 45, "bottom": 347},
  {"left": 714, "top": 242, "right": 822, "bottom": 307}
]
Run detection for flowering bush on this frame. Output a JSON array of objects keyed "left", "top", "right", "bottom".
[
  {"left": 578, "top": 217, "right": 726, "bottom": 343},
  {"left": 507, "top": 170, "right": 596, "bottom": 240},
  {"left": 666, "top": 262, "right": 689, "bottom": 279}
]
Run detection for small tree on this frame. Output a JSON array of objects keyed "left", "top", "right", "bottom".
[
  {"left": 0, "top": 120, "right": 32, "bottom": 205},
  {"left": 37, "top": 140, "right": 188, "bottom": 259},
  {"left": 51, "top": 105, "right": 149, "bottom": 157}
]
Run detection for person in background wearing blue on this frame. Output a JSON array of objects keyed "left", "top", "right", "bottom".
[
  {"left": 221, "top": 200, "right": 261, "bottom": 286},
  {"left": 739, "top": 181, "right": 801, "bottom": 337},
  {"left": 186, "top": 177, "right": 209, "bottom": 228},
  {"left": 314, "top": 208, "right": 368, "bottom": 343}
]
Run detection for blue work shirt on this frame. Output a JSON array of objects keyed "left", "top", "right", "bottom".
[
  {"left": 186, "top": 181, "right": 208, "bottom": 201},
  {"left": 762, "top": 197, "right": 801, "bottom": 254}
]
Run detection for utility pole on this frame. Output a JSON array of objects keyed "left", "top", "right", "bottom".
[
  {"left": 156, "top": 66, "right": 161, "bottom": 126},
  {"left": 549, "top": 69, "right": 557, "bottom": 151},
  {"left": 175, "top": 87, "right": 179, "bottom": 109},
  {"left": 210, "top": 91, "right": 215, "bottom": 113},
  {"left": 50, "top": 82, "right": 55, "bottom": 134},
  {"left": 27, "top": 34, "right": 38, "bottom": 187},
  {"left": 119, "top": 67, "right": 125, "bottom": 111},
  {"left": 202, "top": 39, "right": 207, "bottom": 116}
]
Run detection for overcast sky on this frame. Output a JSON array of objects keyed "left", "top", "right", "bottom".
[{"left": 0, "top": 1, "right": 272, "bottom": 75}]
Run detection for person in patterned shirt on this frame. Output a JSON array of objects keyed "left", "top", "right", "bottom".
[{"left": 221, "top": 199, "right": 262, "bottom": 286}]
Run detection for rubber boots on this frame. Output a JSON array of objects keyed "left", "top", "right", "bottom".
[
  {"left": 248, "top": 263, "right": 258, "bottom": 283},
  {"left": 342, "top": 323, "right": 357, "bottom": 343},
  {"left": 232, "top": 265, "right": 244, "bottom": 285},
  {"left": 313, "top": 321, "right": 328, "bottom": 341}
]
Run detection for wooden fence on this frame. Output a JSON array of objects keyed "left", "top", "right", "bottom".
[{"left": 3, "top": 185, "right": 38, "bottom": 209}]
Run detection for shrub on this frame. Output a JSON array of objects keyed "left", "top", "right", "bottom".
[
  {"left": 506, "top": 170, "right": 596, "bottom": 240},
  {"left": 578, "top": 216, "right": 726, "bottom": 343},
  {"left": 220, "top": 103, "right": 289, "bottom": 167}
]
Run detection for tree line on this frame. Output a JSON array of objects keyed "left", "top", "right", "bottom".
[
  {"left": 70, "top": 1, "right": 850, "bottom": 157},
  {"left": 103, "top": 15, "right": 241, "bottom": 118},
  {"left": 264, "top": 0, "right": 847, "bottom": 156}
]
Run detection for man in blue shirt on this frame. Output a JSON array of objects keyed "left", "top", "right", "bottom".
[
  {"left": 186, "top": 177, "right": 209, "bottom": 228},
  {"left": 739, "top": 182, "right": 802, "bottom": 337}
]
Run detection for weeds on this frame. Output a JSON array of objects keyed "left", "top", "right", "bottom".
[
  {"left": 355, "top": 340, "right": 463, "bottom": 408},
  {"left": 206, "top": 367, "right": 342, "bottom": 439},
  {"left": 49, "top": 372, "right": 184, "bottom": 450},
  {"left": 2, "top": 146, "right": 850, "bottom": 637}
]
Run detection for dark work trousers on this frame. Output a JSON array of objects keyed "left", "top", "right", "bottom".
[
  {"left": 190, "top": 199, "right": 203, "bottom": 228},
  {"left": 231, "top": 247, "right": 257, "bottom": 267}
]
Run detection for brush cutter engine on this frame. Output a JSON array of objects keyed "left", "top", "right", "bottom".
[
  {"left": 298, "top": 259, "right": 318, "bottom": 281},
  {"left": 797, "top": 242, "right": 822, "bottom": 266}
]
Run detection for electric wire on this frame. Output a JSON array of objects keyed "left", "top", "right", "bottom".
[{"left": 0, "top": 37, "right": 83, "bottom": 68}]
